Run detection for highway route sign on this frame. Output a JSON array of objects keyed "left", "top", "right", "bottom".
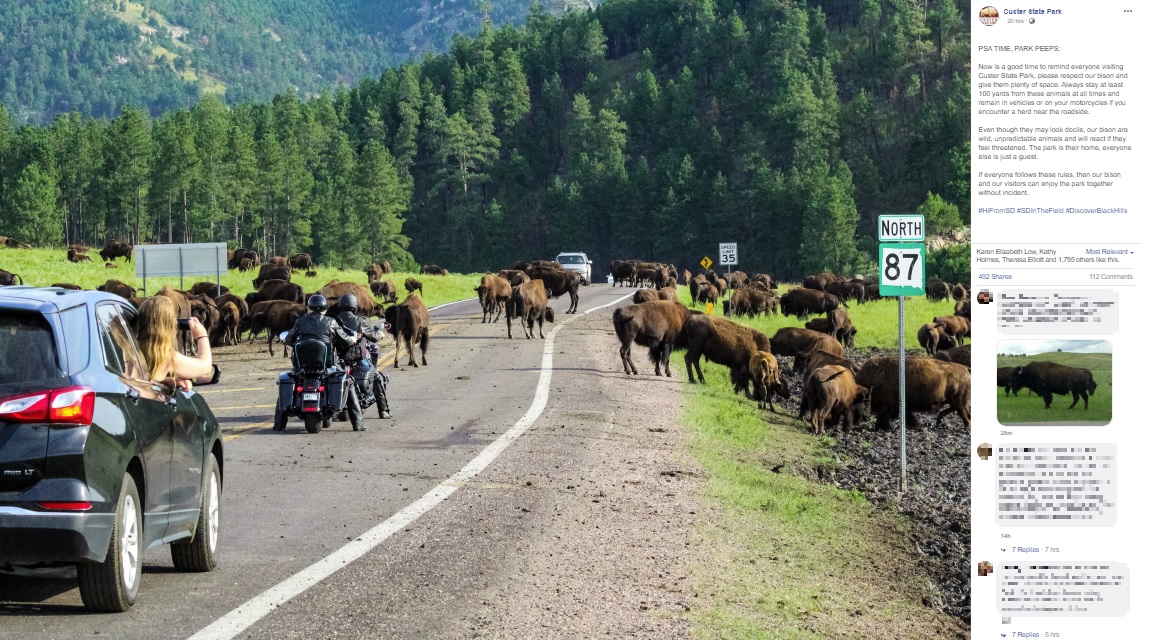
[
  {"left": 878, "top": 243, "right": 926, "bottom": 296},
  {"left": 700, "top": 256, "right": 713, "bottom": 269}
]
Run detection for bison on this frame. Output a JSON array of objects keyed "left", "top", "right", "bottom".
[
  {"left": 612, "top": 300, "right": 694, "bottom": 376},
  {"left": 790, "top": 334, "right": 845, "bottom": 374},
  {"left": 730, "top": 288, "right": 777, "bottom": 318},
  {"left": 632, "top": 288, "right": 659, "bottom": 304},
  {"left": 506, "top": 279, "right": 555, "bottom": 339},
  {"left": 228, "top": 248, "right": 260, "bottom": 270},
  {"left": 245, "top": 300, "right": 307, "bottom": 356},
  {"left": 96, "top": 278, "right": 141, "bottom": 300},
  {"left": 288, "top": 253, "right": 314, "bottom": 275},
  {"left": 51, "top": 282, "right": 83, "bottom": 290},
  {"left": 926, "top": 278, "right": 951, "bottom": 303},
  {"left": 252, "top": 264, "right": 291, "bottom": 289},
  {"left": 656, "top": 286, "right": 678, "bottom": 301},
  {"left": 932, "top": 314, "right": 971, "bottom": 347},
  {"left": 779, "top": 288, "right": 844, "bottom": 319},
  {"left": 421, "top": 264, "right": 447, "bottom": 275},
  {"left": 99, "top": 239, "right": 133, "bottom": 262},
  {"left": 365, "top": 263, "right": 384, "bottom": 282},
  {"left": 267, "top": 256, "right": 290, "bottom": 267},
  {"left": 609, "top": 260, "right": 636, "bottom": 287},
  {"left": 370, "top": 279, "right": 398, "bottom": 303},
  {"left": 933, "top": 344, "right": 971, "bottom": 368},
  {"left": 524, "top": 266, "right": 581, "bottom": 313},
  {"left": 856, "top": 357, "right": 971, "bottom": 430},
  {"left": 188, "top": 281, "right": 229, "bottom": 297},
  {"left": 404, "top": 277, "right": 424, "bottom": 296},
  {"left": 1, "top": 236, "right": 33, "bottom": 249},
  {"left": 748, "top": 351, "right": 788, "bottom": 411},
  {"left": 67, "top": 248, "right": 92, "bottom": 263},
  {"left": 997, "top": 366, "right": 1019, "bottom": 396},
  {"left": 211, "top": 301, "right": 241, "bottom": 347},
  {"left": 1009, "top": 361, "right": 1098, "bottom": 410},
  {"left": 770, "top": 327, "right": 840, "bottom": 359},
  {"left": 476, "top": 274, "right": 512, "bottom": 323},
  {"left": 245, "top": 279, "right": 304, "bottom": 307},
  {"left": 804, "top": 366, "right": 870, "bottom": 435},
  {"left": 384, "top": 294, "right": 430, "bottom": 367},
  {"left": 498, "top": 269, "right": 529, "bottom": 286},
  {"left": 0, "top": 269, "right": 24, "bottom": 286},
  {"left": 682, "top": 314, "right": 771, "bottom": 395},
  {"left": 917, "top": 323, "right": 956, "bottom": 355},
  {"left": 802, "top": 272, "right": 836, "bottom": 291}
]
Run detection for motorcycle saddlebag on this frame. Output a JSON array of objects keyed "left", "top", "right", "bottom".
[
  {"left": 326, "top": 370, "right": 349, "bottom": 412},
  {"left": 276, "top": 372, "right": 294, "bottom": 412}
]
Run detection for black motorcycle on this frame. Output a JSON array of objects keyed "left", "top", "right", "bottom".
[
  {"left": 341, "top": 340, "right": 391, "bottom": 420},
  {"left": 273, "top": 337, "right": 354, "bottom": 433}
]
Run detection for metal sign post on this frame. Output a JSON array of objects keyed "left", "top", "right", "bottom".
[{"left": 878, "top": 215, "right": 926, "bottom": 494}]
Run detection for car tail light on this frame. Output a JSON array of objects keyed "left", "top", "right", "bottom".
[
  {"left": 0, "top": 386, "right": 95, "bottom": 425},
  {"left": 38, "top": 501, "right": 92, "bottom": 511}
]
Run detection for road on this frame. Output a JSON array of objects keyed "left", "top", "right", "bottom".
[{"left": 0, "top": 284, "right": 699, "bottom": 639}]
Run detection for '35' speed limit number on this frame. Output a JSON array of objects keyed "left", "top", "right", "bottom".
[{"left": 878, "top": 243, "right": 926, "bottom": 297}]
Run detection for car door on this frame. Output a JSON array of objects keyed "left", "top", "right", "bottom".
[{"left": 95, "top": 303, "right": 173, "bottom": 544}]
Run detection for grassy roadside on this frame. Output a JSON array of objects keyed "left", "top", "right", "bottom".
[
  {"left": 0, "top": 248, "right": 482, "bottom": 308},
  {"left": 681, "top": 358, "right": 968, "bottom": 638}
]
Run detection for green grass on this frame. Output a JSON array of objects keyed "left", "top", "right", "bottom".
[
  {"left": 997, "top": 351, "right": 1112, "bottom": 425},
  {"left": 682, "top": 359, "right": 966, "bottom": 637},
  {"left": 0, "top": 248, "right": 481, "bottom": 308},
  {"left": 677, "top": 283, "right": 962, "bottom": 350}
]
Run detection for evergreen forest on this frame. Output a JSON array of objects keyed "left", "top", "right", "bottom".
[{"left": 0, "top": 0, "right": 971, "bottom": 281}]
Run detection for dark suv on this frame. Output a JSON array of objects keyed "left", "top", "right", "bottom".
[{"left": 0, "top": 287, "right": 223, "bottom": 612}]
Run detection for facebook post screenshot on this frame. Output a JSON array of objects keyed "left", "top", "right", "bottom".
[{"left": 972, "top": 1, "right": 1145, "bottom": 637}]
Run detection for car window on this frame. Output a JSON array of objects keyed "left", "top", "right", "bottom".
[
  {"left": 0, "top": 312, "right": 64, "bottom": 386},
  {"left": 557, "top": 255, "right": 585, "bottom": 264},
  {"left": 55, "top": 305, "right": 91, "bottom": 375},
  {"left": 96, "top": 304, "right": 148, "bottom": 382}
]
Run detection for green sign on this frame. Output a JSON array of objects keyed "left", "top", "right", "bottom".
[{"left": 878, "top": 243, "right": 926, "bottom": 296}]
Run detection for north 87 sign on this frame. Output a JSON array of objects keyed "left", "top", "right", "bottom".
[{"left": 878, "top": 243, "right": 926, "bottom": 296}]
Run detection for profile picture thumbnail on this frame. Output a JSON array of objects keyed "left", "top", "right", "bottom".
[
  {"left": 977, "top": 290, "right": 992, "bottom": 304},
  {"left": 980, "top": 6, "right": 999, "bottom": 26}
]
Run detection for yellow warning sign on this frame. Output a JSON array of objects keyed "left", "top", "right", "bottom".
[{"left": 700, "top": 256, "right": 713, "bottom": 269}]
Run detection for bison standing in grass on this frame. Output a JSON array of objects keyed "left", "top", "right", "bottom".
[
  {"left": 779, "top": 288, "right": 844, "bottom": 319},
  {"left": 682, "top": 315, "right": 771, "bottom": 395},
  {"left": 99, "top": 239, "right": 133, "bottom": 262},
  {"left": 856, "top": 357, "right": 971, "bottom": 430},
  {"left": 370, "top": 279, "right": 398, "bottom": 303},
  {"left": 1009, "top": 362, "right": 1098, "bottom": 410},
  {"left": 404, "top": 277, "right": 424, "bottom": 296},
  {"left": 0, "top": 269, "right": 23, "bottom": 286},
  {"left": 612, "top": 300, "right": 694, "bottom": 377},
  {"left": 997, "top": 366, "right": 1019, "bottom": 396},
  {"left": 253, "top": 264, "right": 291, "bottom": 289}
]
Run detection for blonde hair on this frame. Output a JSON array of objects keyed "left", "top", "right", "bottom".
[{"left": 137, "top": 295, "right": 178, "bottom": 381}]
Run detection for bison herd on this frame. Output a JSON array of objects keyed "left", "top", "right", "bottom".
[{"left": 611, "top": 266, "right": 975, "bottom": 436}]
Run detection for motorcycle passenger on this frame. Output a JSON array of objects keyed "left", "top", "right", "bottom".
[
  {"left": 333, "top": 293, "right": 392, "bottom": 420},
  {"left": 282, "top": 294, "right": 365, "bottom": 432}
]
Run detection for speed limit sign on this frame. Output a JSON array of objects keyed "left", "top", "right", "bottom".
[{"left": 878, "top": 243, "right": 926, "bottom": 296}]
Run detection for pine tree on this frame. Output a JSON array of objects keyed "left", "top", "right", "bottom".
[{"left": 4, "top": 163, "right": 62, "bottom": 246}]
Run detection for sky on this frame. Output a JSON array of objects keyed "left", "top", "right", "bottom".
[{"left": 996, "top": 340, "right": 1112, "bottom": 355}]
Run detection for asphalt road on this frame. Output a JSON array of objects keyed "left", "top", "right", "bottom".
[{"left": 0, "top": 284, "right": 671, "bottom": 639}]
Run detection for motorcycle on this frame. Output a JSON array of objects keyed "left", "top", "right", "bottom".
[
  {"left": 273, "top": 333, "right": 355, "bottom": 433},
  {"left": 340, "top": 334, "right": 392, "bottom": 420}
]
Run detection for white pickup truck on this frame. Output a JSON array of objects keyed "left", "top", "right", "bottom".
[{"left": 556, "top": 252, "right": 592, "bottom": 285}]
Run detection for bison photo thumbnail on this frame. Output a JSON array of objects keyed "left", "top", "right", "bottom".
[{"left": 996, "top": 340, "right": 1112, "bottom": 426}]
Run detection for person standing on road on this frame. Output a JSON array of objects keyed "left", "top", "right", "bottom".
[
  {"left": 334, "top": 293, "right": 392, "bottom": 420},
  {"left": 283, "top": 294, "right": 365, "bottom": 431},
  {"left": 136, "top": 295, "right": 213, "bottom": 392}
]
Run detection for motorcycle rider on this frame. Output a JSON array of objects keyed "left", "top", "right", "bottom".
[
  {"left": 333, "top": 292, "right": 392, "bottom": 419},
  {"left": 282, "top": 294, "right": 366, "bottom": 432}
]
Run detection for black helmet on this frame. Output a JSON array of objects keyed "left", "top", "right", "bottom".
[
  {"left": 338, "top": 293, "right": 358, "bottom": 311},
  {"left": 306, "top": 294, "right": 328, "bottom": 312}
]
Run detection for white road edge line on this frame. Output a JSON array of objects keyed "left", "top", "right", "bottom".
[{"left": 187, "top": 291, "right": 632, "bottom": 640}]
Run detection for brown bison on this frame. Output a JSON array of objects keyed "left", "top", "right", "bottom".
[
  {"left": 682, "top": 314, "right": 771, "bottom": 395},
  {"left": 749, "top": 351, "right": 788, "bottom": 411},
  {"left": 524, "top": 266, "right": 581, "bottom": 313},
  {"left": 188, "top": 282, "right": 229, "bottom": 297},
  {"left": 252, "top": 264, "right": 291, "bottom": 289},
  {"left": 932, "top": 314, "right": 971, "bottom": 347},
  {"left": 632, "top": 288, "right": 659, "bottom": 304},
  {"left": 917, "top": 323, "right": 956, "bottom": 355},
  {"left": 67, "top": 247, "right": 92, "bottom": 263},
  {"left": 790, "top": 334, "right": 845, "bottom": 373},
  {"left": 609, "top": 260, "right": 636, "bottom": 287},
  {"left": 805, "top": 307, "right": 854, "bottom": 347},
  {"left": 99, "top": 239, "right": 133, "bottom": 262},
  {"left": 805, "top": 366, "right": 870, "bottom": 435},
  {"left": 951, "top": 283, "right": 968, "bottom": 301},
  {"left": 498, "top": 269, "right": 529, "bottom": 286},
  {"left": 779, "top": 288, "right": 844, "bottom": 319},
  {"left": 245, "top": 300, "right": 307, "bottom": 356},
  {"left": 612, "top": 300, "right": 694, "bottom": 376},
  {"left": 288, "top": 253, "right": 315, "bottom": 275},
  {"left": 1, "top": 236, "right": 33, "bottom": 249},
  {"left": 730, "top": 288, "right": 777, "bottom": 318},
  {"left": 0, "top": 269, "right": 24, "bottom": 286},
  {"left": 926, "top": 278, "right": 951, "bottom": 302},
  {"left": 1009, "top": 362, "right": 1098, "bottom": 410},
  {"left": 933, "top": 344, "right": 971, "bottom": 368},
  {"left": 506, "top": 279, "right": 555, "bottom": 339},
  {"left": 370, "top": 279, "right": 398, "bottom": 303},
  {"left": 267, "top": 256, "right": 290, "bottom": 267},
  {"left": 245, "top": 279, "right": 305, "bottom": 307},
  {"left": 856, "top": 357, "right": 971, "bottom": 430},
  {"left": 211, "top": 300, "right": 242, "bottom": 347},
  {"left": 802, "top": 272, "right": 836, "bottom": 291},
  {"left": 96, "top": 278, "right": 141, "bottom": 300},
  {"left": 404, "top": 277, "right": 424, "bottom": 296},
  {"left": 954, "top": 299, "right": 971, "bottom": 319},
  {"left": 770, "top": 327, "right": 841, "bottom": 359},
  {"left": 476, "top": 274, "right": 512, "bottom": 323},
  {"left": 51, "top": 282, "right": 83, "bottom": 290},
  {"left": 656, "top": 286, "right": 678, "bottom": 301},
  {"left": 384, "top": 294, "right": 430, "bottom": 367},
  {"left": 421, "top": 264, "right": 448, "bottom": 275},
  {"left": 213, "top": 293, "right": 249, "bottom": 325},
  {"left": 726, "top": 271, "right": 748, "bottom": 290},
  {"left": 228, "top": 248, "right": 260, "bottom": 270},
  {"left": 365, "top": 263, "right": 384, "bottom": 282},
  {"left": 997, "top": 366, "right": 1019, "bottom": 396}
]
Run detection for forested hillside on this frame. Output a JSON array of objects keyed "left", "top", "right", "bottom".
[
  {"left": 0, "top": 0, "right": 535, "bottom": 123},
  {"left": 0, "top": 0, "right": 970, "bottom": 280}
]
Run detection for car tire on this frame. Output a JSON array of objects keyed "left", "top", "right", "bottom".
[
  {"left": 171, "top": 455, "right": 221, "bottom": 572},
  {"left": 273, "top": 409, "right": 287, "bottom": 431},
  {"left": 77, "top": 473, "right": 142, "bottom": 612},
  {"left": 304, "top": 414, "right": 322, "bottom": 433}
]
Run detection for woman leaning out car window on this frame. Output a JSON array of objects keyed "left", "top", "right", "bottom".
[{"left": 136, "top": 296, "right": 213, "bottom": 391}]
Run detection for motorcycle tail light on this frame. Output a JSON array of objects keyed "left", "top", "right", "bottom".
[{"left": 296, "top": 386, "right": 303, "bottom": 393}]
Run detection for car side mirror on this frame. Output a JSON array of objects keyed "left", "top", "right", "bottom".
[
  {"left": 279, "top": 331, "right": 290, "bottom": 342},
  {"left": 192, "top": 364, "right": 222, "bottom": 386}
]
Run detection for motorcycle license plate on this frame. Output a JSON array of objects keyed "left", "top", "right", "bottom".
[{"left": 302, "top": 392, "right": 319, "bottom": 401}]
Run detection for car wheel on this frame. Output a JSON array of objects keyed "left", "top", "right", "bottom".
[
  {"left": 273, "top": 409, "right": 287, "bottom": 431},
  {"left": 304, "top": 414, "right": 322, "bottom": 433},
  {"left": 77, "top": 473, "right": 142, "bottom": 612},
  {"left": 171, "top": 455, "right": 221, "bottom": 572}
]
